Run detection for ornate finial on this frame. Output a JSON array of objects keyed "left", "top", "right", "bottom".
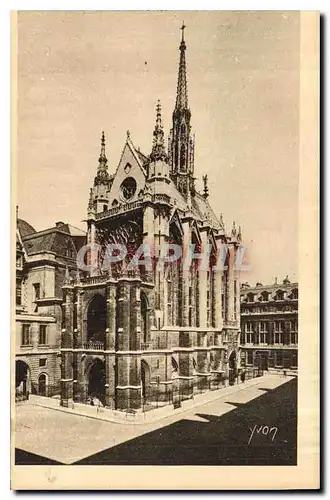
[
  {"left": 94, "top": 131, "right": 109, "bottom": 186},
  {"left": 275, "top": 276, "right": 278, "bottom": 285},
  {"left": 150, "top": 100, "right": 167, "bottom": 162},
  {"left": 237, "top": 225, "right": 242, "bottom": 242},
  {"left": 219, "top": 213, "right": 225, "bottom": 230},
  {"left": 202, "top": 175, "right": 209, "bottom": 198},
  {"left": 98, "top": 130, "right": 107, "bottom": 165},
  {"left": 64, "top": 266, "right": 72, "bottom": 286},
  {"left": 231, "top": 221, "right": 237, "bottom": 237},
  {"left": 126, "top": 130, "right": 131, "bottom": 140}
]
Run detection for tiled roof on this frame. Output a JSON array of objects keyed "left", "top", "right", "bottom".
[
  {"left": 17, "top": 218, "right": 36, "bottom": 238},
  {"left": 20, "top": 222, "right": 86, "bottom": 258},
  {"left": 241, "top": 282, "right": 298, "bottom": 294}
]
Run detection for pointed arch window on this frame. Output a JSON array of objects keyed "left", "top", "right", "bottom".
[{"left": 180, "top": 143, "right": 186, "bottom": 170}]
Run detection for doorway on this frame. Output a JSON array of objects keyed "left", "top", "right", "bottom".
[
  {"left": 88, "top": 358, "right": 106, "bottom": 405},
  {"left": 38, "top": 373, "right": 47, "bottom": 396},
  {"left": 141, "top": 359, "right": 151, "bottom": 402}
]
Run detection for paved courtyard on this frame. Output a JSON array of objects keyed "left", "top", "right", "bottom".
[{"left": 15, "top": 374, "right": 296, "bottom": 466}]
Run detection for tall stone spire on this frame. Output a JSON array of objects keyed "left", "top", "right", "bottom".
[
  {"left": 175, "top": 23, "right": 188, "bottom": 110},
  {"left": 94, "top": 131, "right": 109, "bottom": 186},
  {"left": 150, "top": 100, "right": 167, "bottom": 162},
  {"left": 169, "top": 23, "right": 194, "bottom": 199}
]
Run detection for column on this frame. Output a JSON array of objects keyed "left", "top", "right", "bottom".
[
  {"left": 60, "top": 286, "right": 74, "bottom": 407},
  {"left": 198, "top": 227, "right": 208, "bottom": 328},
  {"left": 115, "top": 279, "right": 142, "bottom": 410},
  {"left": 105, "top": 284, "right": 116, "bottom": 407},
  {"left": 86, "top": 217, "right": 99, "bottom": 277},
  {"left": 177, "top": 331, "right": 194, "bottom": 401},
  {"left": 227, "top": 243, "right": 235, "bottom": 322},
  {"left": 142, "top": 203, "right": 154, "bottom": 283},
  {"left": 214, "top": 268, "right": 223, "bottom": 330},
  {"left": 181, "top": 219, "right": 191, "bottom": 327},
  {"left": 196, "top": 332, "right": 209, "bottom": 392}
]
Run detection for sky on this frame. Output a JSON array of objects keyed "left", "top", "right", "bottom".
[{"left": 16, "top": 11, "right": 300, "bottom": 285}]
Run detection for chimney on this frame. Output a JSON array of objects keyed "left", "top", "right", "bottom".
[{"left": 274, "top": 277, "right": 278, "bottom": 285}]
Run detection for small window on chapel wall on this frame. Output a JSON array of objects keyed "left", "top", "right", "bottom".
[{"left": 124, "top": 163, "right": 132, "bottom": 174}]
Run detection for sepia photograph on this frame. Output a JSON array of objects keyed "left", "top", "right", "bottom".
[{"left": 11, "top": 10, "right": 319, "bottom": 490}]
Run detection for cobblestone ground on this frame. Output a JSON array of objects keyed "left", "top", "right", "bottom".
[{"left": 15, "top": 374, "right": 296, "bottom": 465}]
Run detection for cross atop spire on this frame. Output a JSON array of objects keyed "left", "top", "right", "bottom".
[
  {"left": 150, "top": 100, "right": 167, "bottom": 162},
  {"left": 181, "top": 22, "right": 186, "bottom": 42},
  {"left": 175, "top": 23, "right": 188, "bottom": 110}
]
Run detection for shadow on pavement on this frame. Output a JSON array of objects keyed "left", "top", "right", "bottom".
[
  {"left": 73, "top": 378, "right": 297, "bottom": 466},
  {"left": 15, "top": 448, "right": 64, "bottom": 465}
]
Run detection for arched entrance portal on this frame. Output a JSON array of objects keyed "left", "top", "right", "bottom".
[
  {"left": 228, "top": 351, "right": 237, "bottom": 386},
  {"left": 15, "top": 360, "right": 30, "bottom": 398},
  {"left": 38, "top": 373, "right": 47, "bottom": 396},
  {"left": 88, "top": 359, "right": 106, "bottom": 405},
  {"left": 141, "top": 359, "right": 151, "bottom": 403},
  {"left": 141, "top": 293, "right": 148, "bottom": 344},
  {"left": 87, "top": 295, "right": 107, "bottom": 344}
]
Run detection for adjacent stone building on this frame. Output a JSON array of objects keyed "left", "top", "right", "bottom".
[
  {"left": 60, "top": 28, "right": 243, "bottom": 411},
  {"left": 15, "top": 213, "right": 85, "bottom": 399},
  {"left": 240, "top": 277, "right": 298, "bottom": 373}
]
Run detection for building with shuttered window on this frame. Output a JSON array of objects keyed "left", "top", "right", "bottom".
[{"left": 240, "top": 277, "right": 298, "bottom": 373}]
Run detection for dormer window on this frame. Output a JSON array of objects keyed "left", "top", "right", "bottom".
[
  {"left": 260, "top": 291, "right": 269, "bottom": 302},
  {"left": 291, "top": 288, "right": 298, "bottom": 300},
  {"left": 275, "top": 290, "right": 284, "bottom": 301},
  {"left": 247, "top": 292, "right": 255, "bottom": 303},
  {"left": 33, "top": 283, "right": 40, "bottom": 302},
  {"left": 66, "top": 244, "right": 74, "bottom": 259}
]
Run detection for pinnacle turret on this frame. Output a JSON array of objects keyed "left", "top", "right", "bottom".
[
  {"left": 150, "top": 100, "right": 167, "bottom": 162},
  {"left": 94, "top": 131, "right": 109, "bottom": 186}
]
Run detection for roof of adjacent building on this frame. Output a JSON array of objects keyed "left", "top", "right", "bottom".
[
  {"left": 17, "top": 218, "right": 36, "bottom": 238},
  {"left": 17, "top": 220, "right": 86, "bottom": 259},
  {"left": 240, "top": 279, "right": 298, "bottom": 303}
]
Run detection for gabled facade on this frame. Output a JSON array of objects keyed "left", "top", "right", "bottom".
[{"left": 60, "top": 28, "right": 243, "bottom": 411}]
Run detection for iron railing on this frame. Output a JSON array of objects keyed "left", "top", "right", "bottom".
[{"left": 82, "top": 341, "right": 105, "bottom": 350}]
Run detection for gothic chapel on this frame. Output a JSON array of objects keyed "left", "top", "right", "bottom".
[{"left": 61, "top": 26, "right": 242, "bottom": 410}]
